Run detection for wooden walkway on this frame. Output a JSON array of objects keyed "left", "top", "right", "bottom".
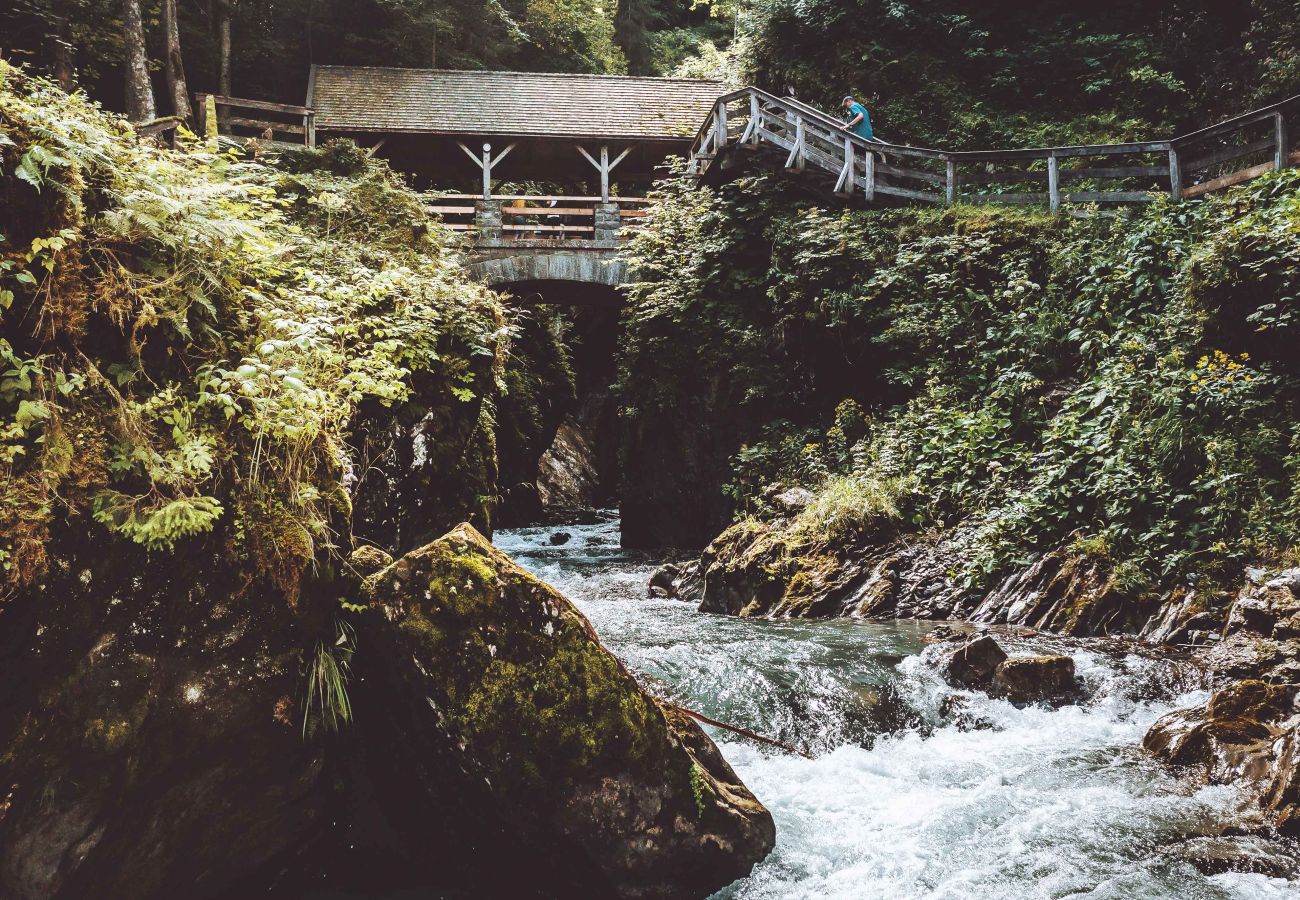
[{"left": 689, "top": 88, "right": 1300, "bottom": 209}]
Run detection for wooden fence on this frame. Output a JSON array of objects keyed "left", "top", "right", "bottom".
[
  {"left": 689, "top": 87, "right": 1300, "bottom": 209},
  {"left": 429, "top": 195, "right": 651, "bottom": 242},
  {"left": 195, "top": 94, "right": 315, "bottom": 148}
]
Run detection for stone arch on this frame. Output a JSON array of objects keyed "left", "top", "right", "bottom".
[{"left": 468, "top": 251, "right": 629, "bottom": 291}]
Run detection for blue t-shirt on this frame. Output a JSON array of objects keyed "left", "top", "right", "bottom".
[{"left": 847, "top": 102, "right": 873, "bottom": 139}]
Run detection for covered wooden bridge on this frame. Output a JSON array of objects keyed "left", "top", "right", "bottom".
[{"left": 201, "top": 69, "right": 1300, "bottom": 293}]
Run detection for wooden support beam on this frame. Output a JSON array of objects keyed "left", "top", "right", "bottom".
[
  {"left": 1276, "top": 111, "right": 1288, "bottom": 171},
  {"left": 786, "top": 114, "right": 805, "bottom": 171},
  {"left": 864, "top": 149, "right": 875, "bottom": 203},
  {"left": 1168, "top": 147, "right": 1182, "bottom": 200},
  {"left": 577, "top": 144, "right": 631, "bottom": 203},
  {"left": 1047, "top": 152, "right": 1060, "bottom": 212},
  {"left": 834, "top": 136, "right": 854, "bottom": 194},
  {"left": 457, "top": 140, "right": 515, "bottom": 200},
  {"left": 945, "top": 158, "right": 957, "bottom": 204}
]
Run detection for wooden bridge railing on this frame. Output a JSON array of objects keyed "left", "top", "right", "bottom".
[
  {"left": 690, "top": 87, "right": 1300, "bottom": 209},
  {"left": 195, "top": 94, "right": 316, "bottom": 148},
  {"left": 428, "top": 195, "right": 651, "bottom": 245}
]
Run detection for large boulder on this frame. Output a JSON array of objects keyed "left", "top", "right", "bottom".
[
  {"left": 0, "top": 524, "right": 774, "bottom": 900},
  {"left": 356, "top": 524, "right": 776, "bottom": 898}
]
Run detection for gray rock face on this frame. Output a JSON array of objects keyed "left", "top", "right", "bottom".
[{"left": 538, "top": 416, "right": 602, "bottom": 513}]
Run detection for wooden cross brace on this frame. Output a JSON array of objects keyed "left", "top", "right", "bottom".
[
  {"left": 458, "top": 140, "right": 516, "bottom": 200},
  {"left": 577, "top": 144, "right": 632, "bottom": 203}
]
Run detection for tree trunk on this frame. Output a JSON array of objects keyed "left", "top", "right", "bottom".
[
  {"left": 162, "top": 0, "right": 193, "bottom": 122},
  {"left": 51, "top": 13, "right": 76, "bottom": 92},
  {"left": 121, "top": 0, "right": 156, "bottom": 122},
  {"left": 217, "top": 1, "right": 233, "bottom": 97}
]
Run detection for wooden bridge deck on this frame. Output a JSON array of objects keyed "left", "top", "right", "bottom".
[{"left": 688, "top": 87, "right": 1300, "bottom": 210}]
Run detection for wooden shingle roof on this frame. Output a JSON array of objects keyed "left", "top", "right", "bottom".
[{"left": 307, "top": 66, "right": 725, "bottom": 142}]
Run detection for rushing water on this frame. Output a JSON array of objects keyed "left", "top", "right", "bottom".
[{"left": 494, "top": 515, "right": 1300, "bottom": 900}]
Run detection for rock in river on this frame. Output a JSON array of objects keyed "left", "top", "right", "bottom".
[{"left": 0, "top": 524, "right": 774, "bottom": 899}]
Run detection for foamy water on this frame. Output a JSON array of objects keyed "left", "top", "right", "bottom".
[{"left": 495, "top": 515, "right": 1300, "bottom": 899}]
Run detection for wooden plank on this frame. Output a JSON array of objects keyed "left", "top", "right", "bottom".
[
  {"left": 959, "top": 170, "right": 1045, "bottom": 184},
  {"left": 1058, "top": 166, "right": 1167, "bottom": 180},
  {"left": 876, "top": 162, "right": 946, "bottom": 185},
  {"left": 426, "top": 205, "right": 478, "bottom": 214},
  {"left": 440, "top": 223, "right": 477, "bottom": 231},
  {"left": 1185, "top": 138, "right": 1275, "bottom": 172},
  {"left": 438, "top": 194, "right": 649, "bottom": 203},
  {"left": 502, "top": 207, "right": 596, "bottom": 216},
  {"left": 619, "top": 209, "right": 649, "bottom": 217},
  {"left": 1169, "top": 147, "right": 1182, "bottom": 199},
  {"left": 501, "top": 224, "right": 594, "bottom": 233},
  {"left": 961, "top": 192, "right": 1050, "bottom": 204},
  {"left": 1063, "top": 191, "right": 1155, "bottom": 203},
  {"left": 1180, "top": 154, "right": 1300, "bottom": 198},
  {"left": 226, "top": 116, "right": 306, "bottom": 135},
  {"left": 872, "top": 182, "right": 944, "bottom": 203},
  {"left": 950, "top": 142, "right": 1168, "bottom": 162},
  {"left": 199, "top": 93, "right": 312, "bottom": 115},
  {"left": 1173, "top": 95, "right": 1299, "bottom": 145}
]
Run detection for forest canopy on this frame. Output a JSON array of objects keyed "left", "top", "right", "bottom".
[{"left": 5, "top": 1, "right": 1298, "bottom": 150}]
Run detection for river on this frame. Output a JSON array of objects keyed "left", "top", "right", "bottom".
[{"left": 494, "top": 514, "right": 1300, "bottom": 900}]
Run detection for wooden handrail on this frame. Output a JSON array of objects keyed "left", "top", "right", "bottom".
[{"left": 692, "top": 85, "right": 1300, "bottom": 208}]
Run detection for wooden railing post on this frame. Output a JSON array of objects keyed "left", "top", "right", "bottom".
[
  {"left": 945, "top": 157, "right": 956, "bottom": 204},
  {"left": 715, "top": 103, "right": 728, "bottom": 152},
  {"left": 1168, "top": 146, "right": 1182, "bottom": 200},
  {"left": 786, "top": 113, "right": 805, "bottom": 171},
  {"left": 1275, "top": 111, "right": 1288, "bottom": 171},
  {"left": 835, "top": 136, "right": 854, "bottom": 194},
  {"left": 749, "top": 93, "right": 760, "bottom": 145},
  {"left": 864, "top": 148, "right": 875, "bottom": 203},
  {"left": 1047, "top": 152, "right": 1060, "bottom": 212}
]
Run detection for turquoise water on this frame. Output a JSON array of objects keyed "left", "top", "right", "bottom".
[{"left": 496, "top": 515, "right": 1300, "bottom": 900}]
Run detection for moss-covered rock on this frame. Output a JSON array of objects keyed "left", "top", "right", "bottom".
[{"left": 357, "top": 524, "right": 775, "bottom": 899}]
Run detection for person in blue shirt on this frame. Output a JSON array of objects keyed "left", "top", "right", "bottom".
[{"left": 840, "top": 96, "right": 876, "bottom": 140}]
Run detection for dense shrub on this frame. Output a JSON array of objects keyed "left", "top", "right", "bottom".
[
  {"left": 621, "top": 166, "right": 1300, "bottom": 590},
  {"left": 0, "top": 66, "right": 506, "bottom": 597}
]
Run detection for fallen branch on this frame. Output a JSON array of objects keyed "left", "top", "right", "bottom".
[{"left": 664, "top": 701, "right": 813, "bottom": 759}]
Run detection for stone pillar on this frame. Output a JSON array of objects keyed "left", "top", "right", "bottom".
[
  {"left": 475, "top": 200, "right": 502, "bottom": 242},
  {"left": 594, "top": 203, "right": 621, "bottom": 243}
]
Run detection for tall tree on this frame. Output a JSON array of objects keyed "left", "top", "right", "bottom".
[
  {"left": 214, "top": 0, "right": 235, "bottom": 97},
  {"left": 162, "top": 0, "right": 192, "bottom": 120},
  {"left": 121, "top": 0, "right": 155, "bottom": 120}
]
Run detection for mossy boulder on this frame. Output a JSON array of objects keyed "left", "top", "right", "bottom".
[{"left": 356, "top": 524, "right": 775, "bottom": 899}]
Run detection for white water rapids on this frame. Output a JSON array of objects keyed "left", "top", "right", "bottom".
[{"left": 494, "top": 514, "right": 1300, "bottom": 900}]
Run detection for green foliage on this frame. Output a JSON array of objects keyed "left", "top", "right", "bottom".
[
  {"left": 623, "top": 166, "right": 1300, "bottom": 594},
  {"left": 741, "top": 0, "right": 1300, "bottom": 149},
  {"left": 303, "top": 620, "right": 356, "bottom": 738},
  {"left": 0, "top": 68, "right": 506, "bottom": 594}
]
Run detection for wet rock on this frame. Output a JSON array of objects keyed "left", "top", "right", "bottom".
[
  {"left": 1165, "top": 834, "right": 1300, "bottom": 877},
  {"left": 648, "top": 562, "right": 703, "bottom": 602},
  {"left": 649, "top": 564, "right": 680, "bottom": 598},
  {"left": 1145, "top": 680, "right": 1300, "bottom": 835},
  {"left": 942, "top": 635, "right": 1008, "bottom": 689},
  {"left": 991, "top": 654, "right": 1076, "bottom": 704},
  {"left": 549, "top": 531, "right": 572, "bottom": 546},
  {"left": 358, "top": 525, "right": 776, "bottom": 897}
]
